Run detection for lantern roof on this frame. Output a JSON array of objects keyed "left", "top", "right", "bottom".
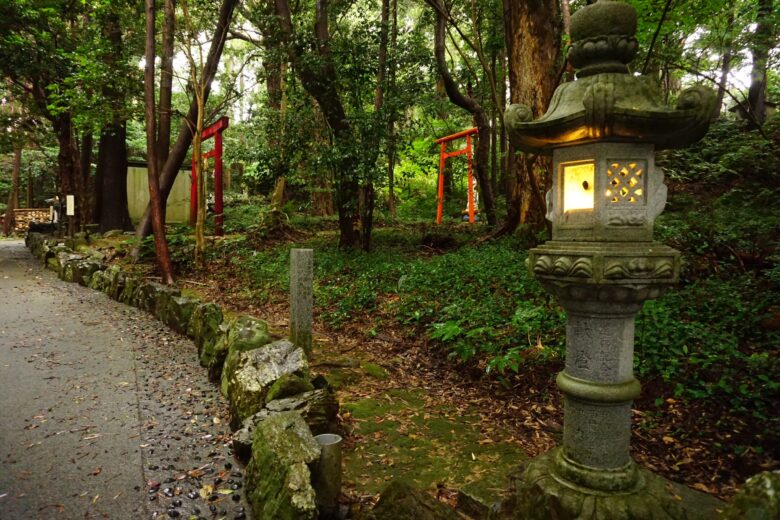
[{"left": 506, "top": 0, "right": 714, "bottom": 155}]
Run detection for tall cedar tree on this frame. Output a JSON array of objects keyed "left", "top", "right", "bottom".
[{"left": 494, "top": 0, "right": 562, "bottom": 237}]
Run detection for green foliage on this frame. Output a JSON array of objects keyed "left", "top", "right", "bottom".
[
  {"left": 641, "top": 119, "right": 780, "bottom": 419},
  {"left": 393, "top": 239, "right": 565, "bottom": 365},
  {"left": 636, "top": 276, "right": 779, "bottom": 418}
]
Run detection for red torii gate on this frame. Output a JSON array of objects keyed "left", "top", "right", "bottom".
[
  {"left": 434, "top": 127, "right": 478, "bottom": 224},
  {"left": 191, "top": 116, "right": 229, "bottom": 236}
]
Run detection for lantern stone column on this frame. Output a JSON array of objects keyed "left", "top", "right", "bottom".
[{"left": 499, "top": 1, "right": 723, "bottom": 518}]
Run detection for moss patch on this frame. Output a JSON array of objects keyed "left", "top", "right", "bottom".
[
  {"left": 362, "top": 362, "right": 389, "bottom": 380},
  {"left": 341, "top": 389, "right": 526, "bottom": 500}
]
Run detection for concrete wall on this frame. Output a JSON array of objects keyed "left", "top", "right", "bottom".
[{"left": 127, "top": 164, "right": 191, "bottom": 223}]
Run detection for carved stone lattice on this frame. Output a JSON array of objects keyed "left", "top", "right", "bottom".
[{"left": 606, "top": 161, "right": 646, "bottom": 205}]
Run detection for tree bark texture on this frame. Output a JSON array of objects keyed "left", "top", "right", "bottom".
[
  {"left": 433, "top": 1, "right": 497, "bottom": 227},
  {"left": 79, "top": 131, "right": 93, "bottom": 224},
  {"left": 93, "top": 8, "right": 131, "bottom": 231},
  {"left": 496, "top": 0, "right": 561, "bottom": 237},
  {"left": 54, "top": 113, "right": 84, "bottom": 231},
  {"left": 95, "top": 122, "right": 132, "bottom": 232},
  {"left": 144, "top": 0, "right": 175, "bottom": 285},
  {"left": 157, "top": 0, "right": 176, "bottom": 171},
  {"left": 386, "top": 0, "right": 399, "bottom": 217},
  {"left": 133, "top": 0, "right": 238, "bottom": 243}
]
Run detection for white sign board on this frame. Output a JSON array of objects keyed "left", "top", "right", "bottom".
[{"left": 66, "top": 195, "right": 75, "bottom": 216}]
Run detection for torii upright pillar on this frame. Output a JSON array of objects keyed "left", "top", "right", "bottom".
[{"left": 191, "top": 116, "right": 230, "bottom": 236}]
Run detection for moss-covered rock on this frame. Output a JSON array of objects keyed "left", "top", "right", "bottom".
[
  {"left": 26, "top": 232, "right": 46, "bottom": 257},
  {"left": 151, "top": 283, "right": 181, "bottom": 321},
  {"left": 133, "top": 281, "right": 166, "bottom": 312},
  {"left": 46, "top": 256, "right": 59, "bottom": 273},
  {"left": 188, "top": 303, "right": 229, "bottom": 382},
  {"left": 366, "top": 480, "right": 456, "bottom": 520},
  {"left": 102, "top": 265, "right": 124, "bottom": 299},
  {"left": 232, "top": 389, "right": 339, "bottom": 462},
  {"left": 160, "top": 295, "right": 199, "bottom": 335},
  {"left": 219, "top": 316, "right": 274, "bottom": 396},
  {"left": 56, "top": 252, "right": 84, "bottom": 278},
  {"left": 266, "top": 374, "right": 315, "bottom": 402},
  {"left": 722, "top": 471, "right": 780, "bottom": 520},
  {"left": 246, "top": 411, "right": 320, "bottom": 520},
  {"left": 120, "top": 275, "right": 141, "bottom": 305},
  {"left": 88, "top": 270, "right": 109, "bottom": 292},
  {"left": 75, "top": 259, "right": 103, "bottom": 286},
  {"left": 226, "top": 339, "right": 308, "bottom": 429}
]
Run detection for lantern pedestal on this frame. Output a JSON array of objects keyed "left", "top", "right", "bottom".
[
  {"left": 499, "top": 449, "right": 723, "bottom": 520},
  {"left": 531, "top": 241, "right": 673, "bottom": 494}
]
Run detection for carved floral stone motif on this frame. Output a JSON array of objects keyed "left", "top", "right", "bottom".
[
  {"left": 603, "top": 257, "right": 675, "bottom": 279},
  {"left": 533, "top": 255, "right": 593, "bottom": 278}
]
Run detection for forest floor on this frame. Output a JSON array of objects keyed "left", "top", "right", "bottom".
[{"left": 100, "top": 223, "right": 777, "bottom": 510}]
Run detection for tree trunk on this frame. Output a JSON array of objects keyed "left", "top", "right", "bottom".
[
  {"left": 79, "top": 131, "right": 93, "bottom": 224},
  {"left": 435, "top": 78, "right": 454, "bottom": 195},
  {"left": 54, "top": 113, "right": 84, "bottom": 231},
  {"left": 96, "top": 122, "right": 132, "bottom": 231},
  {"left": 144, "top": 0, "right": 175, "bottom": 285},
  {"left": 747, "top": 0, "right": 773, "bottom": 127},
  {"left": 433, "top": 1, "right": 496, "bottom": 227},
  {"left": 274, "top": 0, "right": 359, "bottom": 249},
  {"left": 386, "top": 0, "right": 398, "bottom": 217},
  {"left": 133, "top": 0, "right": 238, "bottom": 244},
  {"left": 3, "top": 147, "right": 21, "bottom": 236},
  {"left": 157, "top": 0, "right": 176, "bottom": 171},
  {"left": 494, "top": 0, "right": 561, "bottom": 238},
  {"left": 490, "top": 50, "right": 498, "bottom": 197},
  {"left": 498, "top": 48, "right": 508, "bottom": 194},
  {"left": 713, "top": 45, "right": 733, "bottom": 120},
  {"left": 359, "top": 0, "right": 391, "bottom": 251}
]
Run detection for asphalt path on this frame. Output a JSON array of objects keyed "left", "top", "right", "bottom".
[{"left": 0, "top": 240, "right": 250, "bottom": 520}]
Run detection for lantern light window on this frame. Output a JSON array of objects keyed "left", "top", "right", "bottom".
[{"left": 562, "top": 161, "right": 595, "bottom": 213}]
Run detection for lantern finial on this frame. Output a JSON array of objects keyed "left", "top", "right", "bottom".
[{"left": 569, "top": 0, "right": 638, "bottom": 77}]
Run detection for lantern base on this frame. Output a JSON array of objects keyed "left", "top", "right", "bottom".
[{"left": 497, "top": 448, "right": 723, "bottom": 520}]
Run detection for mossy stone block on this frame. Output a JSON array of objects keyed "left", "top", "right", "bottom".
[
  {"left": 233, "top": 389, "right": 339, "bottom": 462},
  {"left": 245, "top": 411, "right": 320, "bottom": 520},
  {"left": 722, "top": 471, "right": 780, "bottom": 520},
  {"left": 266, "top": 374, "right": 315, "bottom": 402},
  {"left": 226, "top": 339, "right": 307, "bottom": 430},
  {"left": 161, "top": 296, "right": 199, "bottom": 335},
  {"left": 219, "top": 316, "right": 274, "bottom": 396}
]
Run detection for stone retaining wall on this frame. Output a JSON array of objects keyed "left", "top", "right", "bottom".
[{"left": 25, "top": 232, "right": 339, "bottom": 520}]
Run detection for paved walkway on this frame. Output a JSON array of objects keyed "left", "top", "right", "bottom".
[{"left": 0, "top": 240, "right": 249, "bottom": 520}]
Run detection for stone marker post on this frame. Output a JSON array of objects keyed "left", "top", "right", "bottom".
[
  {"left": 501, "top": 1, "right": 722, "bottom": 518},
  {"left": 290, "top": 248, "right": 313, "bottom": 356}
]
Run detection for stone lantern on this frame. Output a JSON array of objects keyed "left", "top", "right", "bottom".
[{"left": 503, "top": 1, "right": 721, "bottom": 517}]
